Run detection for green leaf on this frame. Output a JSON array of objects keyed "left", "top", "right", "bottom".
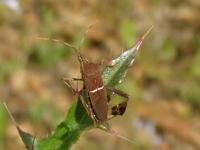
[
  {"left": 12, "top": 27, "right": 152, "bottom": 149},
  {"left": 102, "top": 46, "right": 138, "bottom": 87}
]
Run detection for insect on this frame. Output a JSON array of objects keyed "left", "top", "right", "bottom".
[{"left": 63, "top": 47, "right": 129, "bottom": 127}]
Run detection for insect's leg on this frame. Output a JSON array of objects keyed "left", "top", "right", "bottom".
[
  {"left": 106, "top": 101, "right": 127, "bottom": 121},
  {"left": 78, "top": 95, "right": 90, "bottom": 114},
  {"left": 111, "top": 101, "right": 127, "bottom": 116},
  {"left": 63, "top": 77, "right": 82, "bottom": 81},
  {"left": 63, "top": 78, "right": 82, "bottom": 96},
  {"left": 79, "top": 95, "right": 98, "bottom": 127},
  {"left": 107, "top": 87, "right": 128, "bottom": 98},
  {"left": 88, "top": 104, "right": 98, "bottom": 127},
  {"left": 106, "top": 87, "right": 129, "bottom": 116}
]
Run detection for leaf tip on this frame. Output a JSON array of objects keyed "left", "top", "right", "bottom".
[
  {"left": 3, "top": 102, "right": 35, "bottom": 149},
  {"left": 141, "top": 25, "right": 154, "bottom": 40},
  {"left": 135, "top": 25, "right": 153, "bottom": 50}
]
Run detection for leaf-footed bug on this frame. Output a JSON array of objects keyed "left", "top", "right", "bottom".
[{"left": 63, "top": 42, "right": 129, "bottom": 127}]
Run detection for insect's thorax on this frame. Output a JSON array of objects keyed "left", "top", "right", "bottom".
[{"left": 82, "top": 63, "right": 101, "bottom": 76}]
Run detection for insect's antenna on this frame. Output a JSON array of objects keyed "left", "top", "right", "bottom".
[
  {"left": 36, "top": 37, "right": 78, "bottom": 52},
  {"left": 37, "top": 36, "right": 91, "bottom": 66},
  {"left": 37, "top": 36, "right": 89, "bottom": 65},
  {"left": 78, "top": 20, "right": 99, "bottom": 50}
]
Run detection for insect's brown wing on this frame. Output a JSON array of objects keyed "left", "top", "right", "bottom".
[
  {"left": 84, "top": 63, "right": 108, "bottom": 122},
  {"left": 92, "top": 81, "right": 108, "bottom": 121}
]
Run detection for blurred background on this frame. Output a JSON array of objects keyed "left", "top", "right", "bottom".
[{"left": 0, "top": 0, "right": 200, "bottom": 150}]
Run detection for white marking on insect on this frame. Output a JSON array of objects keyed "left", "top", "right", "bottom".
[{"left": 90, "top": 86, "right": 104, "bottom": 93}]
